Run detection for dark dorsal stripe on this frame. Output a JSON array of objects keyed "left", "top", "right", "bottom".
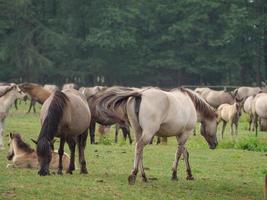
[{"left": 13, "top": 133, "right": 34, "bottom": 154}]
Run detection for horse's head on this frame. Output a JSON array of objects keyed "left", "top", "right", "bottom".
[
  {"left": 7, "top": 133, "right": 15, "bottom": 160},
  {"left": 11, "top": 84, "right": 27, "bottom": 100},
  {"left": 200, "top": 117, "right": 218, "bottom": 149},
  {"left": 35, "top": 137, "right": 52, "bottom": 176}
]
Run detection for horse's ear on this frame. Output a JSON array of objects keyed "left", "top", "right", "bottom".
[{"left": 31, "top": 138, "right": 38, "bottom": 145}]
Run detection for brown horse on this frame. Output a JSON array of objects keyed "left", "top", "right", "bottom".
[
  {"left": 19, "top": 83, "right": 51, "bottom": 113},
  {"left": 7, "top": 133, "right": 70, "bottom": 170},
  {"left": 95, "top": 86, "right": 218, "bottom": 184},
  {"left": 195, "top": 87, "right": 235, "bottom": 108},
  {"left": 80, "top": 86, "right": 132, "bottom": 144},
  {"left": 36, "top": 89, "right": 91, "bottom": 176}
]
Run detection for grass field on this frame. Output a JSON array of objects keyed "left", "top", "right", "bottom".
[{"left": 0, "top": 102, "right": 267, "bottom": 200}]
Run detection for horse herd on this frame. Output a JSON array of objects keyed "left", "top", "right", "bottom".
[{"left": 0, "top": 83, "right": 265, "bottom": 184}]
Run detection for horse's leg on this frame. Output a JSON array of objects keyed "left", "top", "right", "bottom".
[
  {"left": 57, "top": 137, "right": 65, "bottom": 175},
  {"left": 156, "top": 136, "right": 161, "bottom": 144},
  {"left": 235, "top": 121, "right": 239, "bottom": 136},
  {"left": 27, "top": 100, "right": 33, "bottom": 113},
  {"left": 66, "top": 137, "right": 76, "bottom": 174},
  {"left": 78, "top": 130, "right": 88, "bottom": 174},
  {"left": 221, "top": 121, "right": 227, "bottom": 139},
  {"left": 122, "top": 126, "right": 132, "bottom": 144},
  {"left": 183, "top": 147, "right": 194, "bottom": 180},
  {"left": 115, "top": 124, "right": 119, "bottom": 143},
  {"left": 255, "top": 115, "right": 258, "bottom": 137},
  {"left": 33, "top": 101, "right": 36, "bottom": 113},
  {"left": 248, "top": 114, "right": 252, "bottom": 131},
  {"left": 0, "top": 121, "right": 4, "bottom": 150},
  {"left": 14, "top": 99, "right": 18, "bottom": 110},
  {"left": 171, "top": 143, "right": 184, "bottom": 181},
  {"left": 128, "top": 131, "right": 153, "bottom": 185},
  {"left": 89, "top": 121, "right": 96, "bottom": 144}
]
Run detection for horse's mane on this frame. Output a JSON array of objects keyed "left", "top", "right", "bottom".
[
  {"left": 13, "top": 133, "right": 34, "bottom": 154},
  {"left": 0, "top": 85, "right": 15, "bottom": 97},
  {"left": 37, "top": 90, "right": 69, "bottom": 156},
  {"left": 180, "top": 88, "right": 217, "bottom": 119}
]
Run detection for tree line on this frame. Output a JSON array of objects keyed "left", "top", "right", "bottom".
[{"left": 0, "top": 0, "right": 266, "bottom": 87}]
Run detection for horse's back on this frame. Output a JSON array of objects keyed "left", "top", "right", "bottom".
[
  {"left": 237, "top": 87, "right": 261, "bottom": 99},
  {"left": 139, "top": 88, "right": 196, "bottom": 135}
]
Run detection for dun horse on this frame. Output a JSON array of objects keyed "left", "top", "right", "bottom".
[
  {"left": 233, "top": 87, "right": 262, "bottom": 100},
  {"left": 35, "top": 89, "right": 91, "bottom": 175},
  {"left": 195, "top": 87, "right": 235, "bottom": 108},
  {"left": 216, "top": 97, "right": 243, "bottom": 138},
  {"left": 0, "top": 84, "right": 26, "bottom": 150},
  {"left": 96, "top": 87, "right": 218, "bottom": 184},
  {"left": 243, "top": 96, "right": 255, "bottom": 131},
  {"left": 7, "top": 133, "right": 70, "bottom": 170}
]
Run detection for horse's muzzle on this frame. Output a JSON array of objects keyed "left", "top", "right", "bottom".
[{"left": 209, "top": 141, "right": 218, "bottom": 150}]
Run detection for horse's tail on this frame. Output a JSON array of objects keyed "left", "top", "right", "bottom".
[
  {"left": 260, "top": 118, "right": 267, "bottom": 131},
  {"left": 38, "top": 90, "right": 69, "bottom": 146},
  {"left": 181, "top": 87, "right": 217, "bottom": 119},
  {"left": 95, "top": 86, "right": 142, "bottom": 125}
]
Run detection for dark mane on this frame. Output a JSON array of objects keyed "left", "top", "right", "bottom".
[
  {"left": 37, "top": 90, "right": 69, "bottom": 155},
  {"left": 180, "top": 87, "right": 217, "bottom": 119},
  {"left": 0, "top": 85, "right": 15, "bottom": 97},
  {"left": 13, "top": 133, "right": 34, "bottom": 154}
]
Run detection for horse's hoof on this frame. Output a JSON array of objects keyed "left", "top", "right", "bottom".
[
  {"left": 80, "top": 168, "right": 88, "bottom": 174},
  {"left": 141, "top": 175, "right": 148, "bottom": 183},
  {"left": 128, "top": 175, "right": 136, "bottom": 185},
  {"left": 171, "top": 176, "right": 178, "bottom": 181},
  {"left": 57, "top": 170, "right": 63, "bottom": 175},
  {"left": 66, "top": 170, "right": 73, "bottom": 175},
  {"left": 186, "top": 176, "right": 194, "bottom": 180}
]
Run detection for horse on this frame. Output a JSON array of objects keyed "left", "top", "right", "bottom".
[
  {"left": 79, "top": 86, "right": 132, "bottom": 144},
  {"left": 43, "top": 84, "right": 59, "bottom": 93},
  {"left": 95, "top": 86, "right": 218, "bottom": 184},
  {"left": 7, "top": 133, "right": 70, "bottom": 170},
  {"left": 62, "top": 83, "right": 79, "bottom": 90},
  {"left": 19, "top": 83, "right": 51, "bottom": 113},
  {"left": 35, "top": 89, "right": 91, "bottom": 176},
  {"left": 195, "top": 87, "right": 235, "bottom": 108},
  {"left": 251, "top": 93, "right": 267, "bottom": 136},
  {"left": 216, "top": 97, "right": 244, "bottom": 138},
  {"left": 243, "top": 96, "right": 255, "bottom": 131},
  {"left": 233, "top": 87, "right": 262, "bottom": 100},
  {"left": 0, "top": 84, "right": 26, "bottom": 150}
]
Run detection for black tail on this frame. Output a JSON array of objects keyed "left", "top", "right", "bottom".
[{"left": 38, "top": 90, "right": 69, "bottom": 142}]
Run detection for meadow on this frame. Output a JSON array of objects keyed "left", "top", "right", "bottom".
[{"left": 0, "top": 102, "right": 267, "bottom": 200}]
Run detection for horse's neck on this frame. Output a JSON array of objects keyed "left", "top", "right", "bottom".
[{"left": 0, "top": 92, "right": 17, "bottom": 113}]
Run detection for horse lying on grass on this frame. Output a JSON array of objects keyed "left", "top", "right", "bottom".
[{"left": 7, "top": 133, "right": 70, "bottom": 170}]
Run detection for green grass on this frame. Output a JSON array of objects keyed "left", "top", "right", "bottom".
[{"left": 0, "top": 102, "right": 267, "bottom": 200}]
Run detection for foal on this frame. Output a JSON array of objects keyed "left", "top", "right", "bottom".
[
  {"left": 217, "top": 98, "right": 243, "bottom": 138},
  {"left": 7, "top": 133, "right": 70, "bottom": 170}
]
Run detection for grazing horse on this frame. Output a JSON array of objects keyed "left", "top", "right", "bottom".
[
  {"left": 7, "top": 133, "right": 70, "bottom": 170},
  {"left": 233, "top": 87, "right": 262, "bottom": 100},
  {"left": 195, "top": 87, "right": 235, "bottom": 108},
  {"left": 216, "top": 97, "right": 243, "bottom": 138},
  {"left": 96, "top": 87, "right": 218, "bottom": 184},
  {"left": 19, "top": 83, "right": 51, "bottom": 113},
  {"left": 0, "top": 84, "right": 26, "bottom": 150},
  {"left": 79, "top": 86, "right": 132, "bottom": 144},
  {"left": 252, "top": 93, "right": 267, "bottom": 136},
  {"left": 36, "top": 89, "right": 90, "bottom": 176}
]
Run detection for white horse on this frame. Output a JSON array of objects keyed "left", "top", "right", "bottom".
[
  {"left": 0, "top": 84, "right": 26, "bottom": 150},
  {"left": 96, "top": 87, "right": 218, "bottom": 184}
]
